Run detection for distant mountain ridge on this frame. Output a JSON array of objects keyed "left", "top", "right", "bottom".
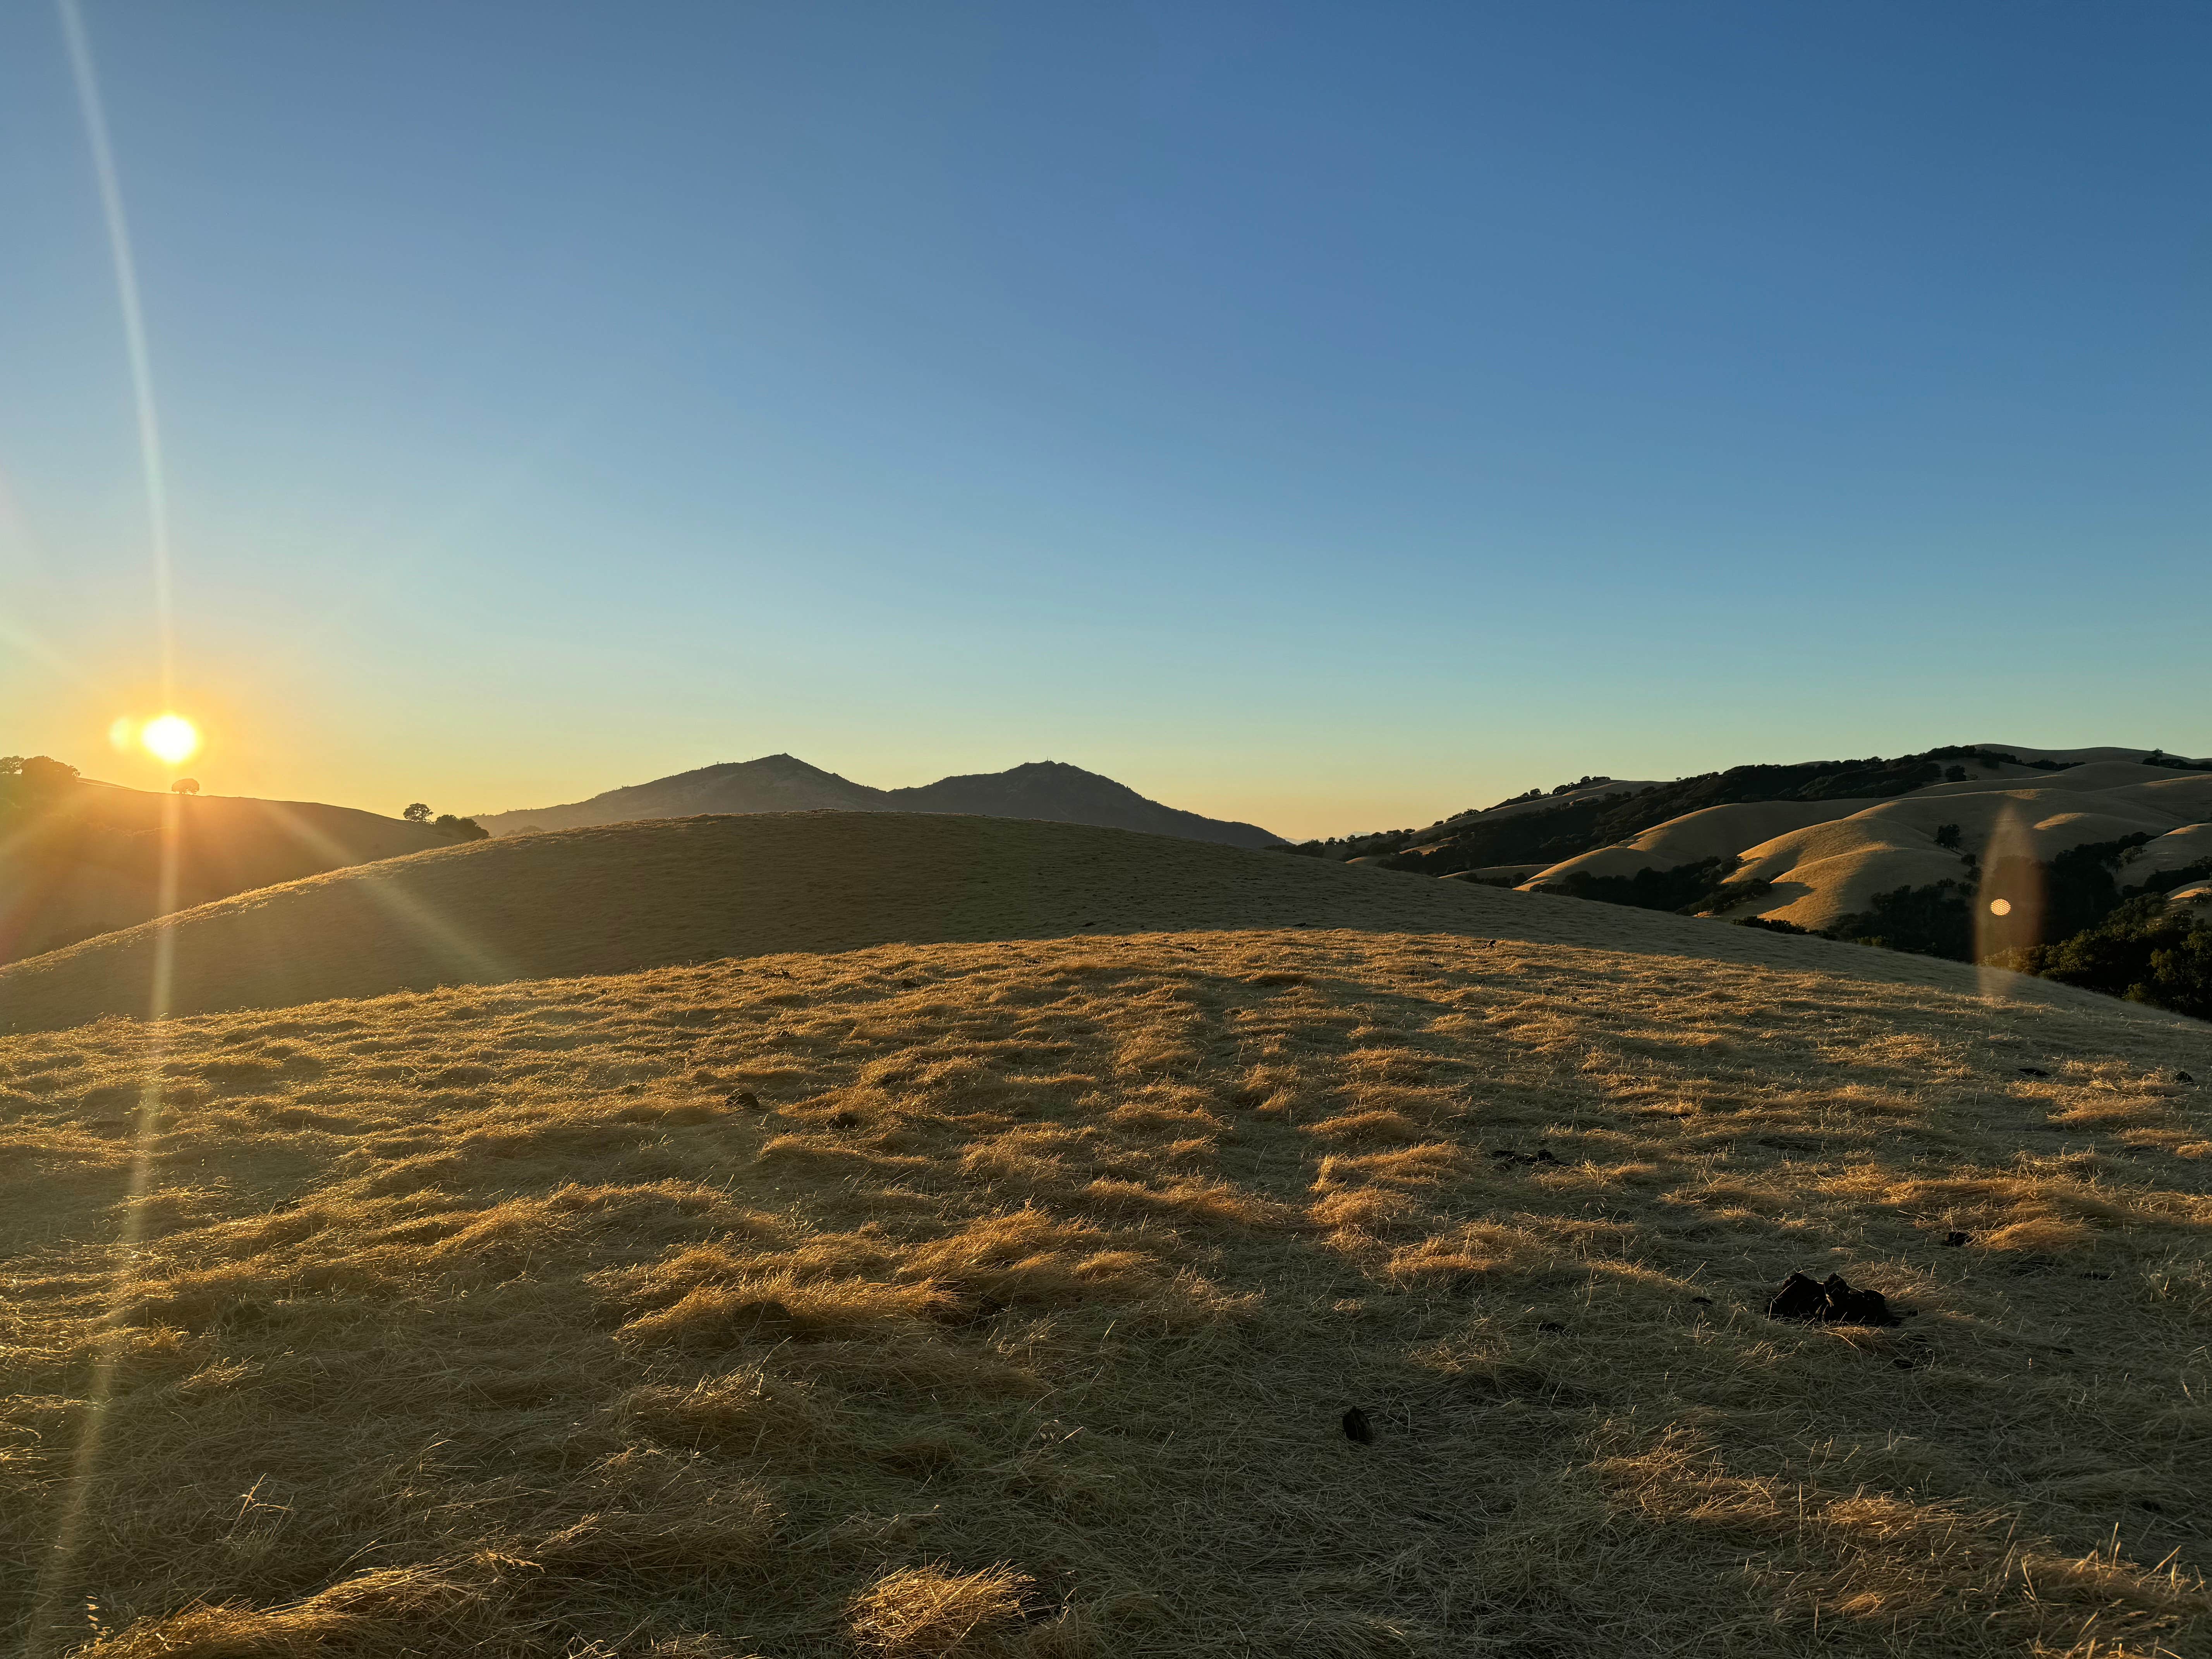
[{"left": 473, "top": 755, "right": 1285, "bottom": 848}]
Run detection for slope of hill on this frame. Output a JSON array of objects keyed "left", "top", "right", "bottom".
[
  {"left": 3, "top": 845, "right": 2206, "bottom": 1655},
  {"left": 1348, "top": 745, "right": 2211, "bottom": 879},
  {"left": 1526, "top": 764, "right": 2212, "bottom": 935},
  {"left": 0, "top": 771, "right": 452, "bottom": 967},
  {"left": 0, "top": 811, "right": 2169, "bottom": 1036},
  {"left": 474, "top": 755, "right": 1284, "bottom": 848}
]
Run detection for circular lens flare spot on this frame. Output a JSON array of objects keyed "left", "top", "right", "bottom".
[
  {"left": 1988, "top": 898, "right": 2013, "bottom": 917},
  {"left": 141, "top": 714, "right": 200, "bottom": 766}
]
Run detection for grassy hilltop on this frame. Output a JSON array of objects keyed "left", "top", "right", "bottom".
[{"left": 2, "top": 815, "right": 2208, "bottom": 1659}]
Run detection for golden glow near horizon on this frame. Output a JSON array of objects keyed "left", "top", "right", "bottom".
[{"left": 138, "top": 713, "right": 201, "bottom": 767}]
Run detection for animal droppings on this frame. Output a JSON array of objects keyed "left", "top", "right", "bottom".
[
  {"left": 1487, "top": 1146, "right": 1560, "bottom": 1168},
  {"left": 1341, "top": 1408, "right": 1374, "bottom": 1444},
  {"left": 1767, "top": 1271, "right": 1902, "bottom": 1328}
]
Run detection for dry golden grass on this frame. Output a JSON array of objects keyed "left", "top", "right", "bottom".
[{"left": 4, "top": 915, "right": 2209, "bottom": 1658}]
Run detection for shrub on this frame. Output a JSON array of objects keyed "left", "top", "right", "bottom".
[
  {"left": 2125, "top": 857, "right": 2212, "bottom": 900},
  {"left": 1543, "top": 857, "right": 1734, "bottom": 914},
  {"left": 2009, "top": 896, "right": 2212, "bottom": 1020},
  {"left": 1826, "top": 879, "right": 1973, "bottom": 961}
]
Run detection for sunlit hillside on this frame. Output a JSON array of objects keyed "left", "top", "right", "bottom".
[
  {"left": 0, "top": 771, "right": 450, "bottom": 967},
  {"left": 1525, "top": 761, "right": 2212, "bottom": 933}
]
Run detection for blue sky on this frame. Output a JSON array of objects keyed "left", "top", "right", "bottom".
[{"left": 4, "top": 1, "right": 2206, "bottom": 838}]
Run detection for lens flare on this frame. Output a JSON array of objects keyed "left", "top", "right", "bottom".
[
  {"left": 1974, "top": 805, "right": 2046, "bottom": 997},
  {"left": 140, "top": 713, "right": 199, "bottom": 766}
]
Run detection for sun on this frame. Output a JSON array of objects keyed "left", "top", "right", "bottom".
[{"left": 140, "top": 714, "right": 201, "bottom": 767}]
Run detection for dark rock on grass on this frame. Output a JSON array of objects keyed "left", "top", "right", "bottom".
[
  {"left": 1767, "top": 1271, "right": 1901, "bottom": 1328},
  {"left": 1341, "top": 1407, "right": 1374, "bottom": 1444},
  {"left": 1486, "top": 1145, "right": 1561, "bottom": 1168}
]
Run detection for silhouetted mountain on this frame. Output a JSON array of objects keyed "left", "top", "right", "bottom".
[
  {"left": 886, "top": 761, "right": 1279, "bottom": 846},
  {"left": 476, "top": 756, "right": 881, "bottom": 835},
  {"left": 474, "top": 755, "right": 1283, "bottom": 848}
]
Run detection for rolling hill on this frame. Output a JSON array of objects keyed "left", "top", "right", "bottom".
[
  {"left": 0, "top": 769, "right": 453, "bottom": 967},
  {"left": 0, "top": 811, "right": 2156, "bottom": 1035},
  {"left": 1343, "top": 746, "right": 2212, "bottom": 970},
  {"left": 2, "top": 810, "right": 2206, "bottom": 1658},
  {"left": 472, "top": 755, "right": 1285, "bottom": 848},
  {"left": 1525, "top": 761, "right": 2212, "bottom": 927}
]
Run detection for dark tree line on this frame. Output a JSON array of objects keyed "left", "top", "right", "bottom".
[{"left": 403, "top": 801, "right": 489, "bottom": 841}]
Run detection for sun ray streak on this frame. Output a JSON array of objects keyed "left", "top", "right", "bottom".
[
  {"left": 28, "top": 795, "right": 182, "bottom": 1657},
  {"left": 60, "top": 0, "right": 175, "bottom": 701},
  {"left": 30, "top": 17, "right": 189, "bottom": 1638},
  {"left": 258, "top": 800, "right": 520, "bottom": 986}
]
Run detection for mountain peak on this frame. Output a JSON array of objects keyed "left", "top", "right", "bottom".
[{"left": 474, "top": 756, "right": 1282, "bottom": 847}]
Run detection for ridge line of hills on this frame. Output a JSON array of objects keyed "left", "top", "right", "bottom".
[
  {"left": 472, "top": 753, "right": 1285, "bottom": 848},
  {"left": 1287, "top": 742, "right": 2212, "bottom": 1010}
]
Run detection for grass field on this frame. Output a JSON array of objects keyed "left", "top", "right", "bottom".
[
  {"left": 5, "top": 892, "right": 2208, "bottom": 1656},
  {"left": 0, "top": 812, "right": 2133, "bottom": 1034}
]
